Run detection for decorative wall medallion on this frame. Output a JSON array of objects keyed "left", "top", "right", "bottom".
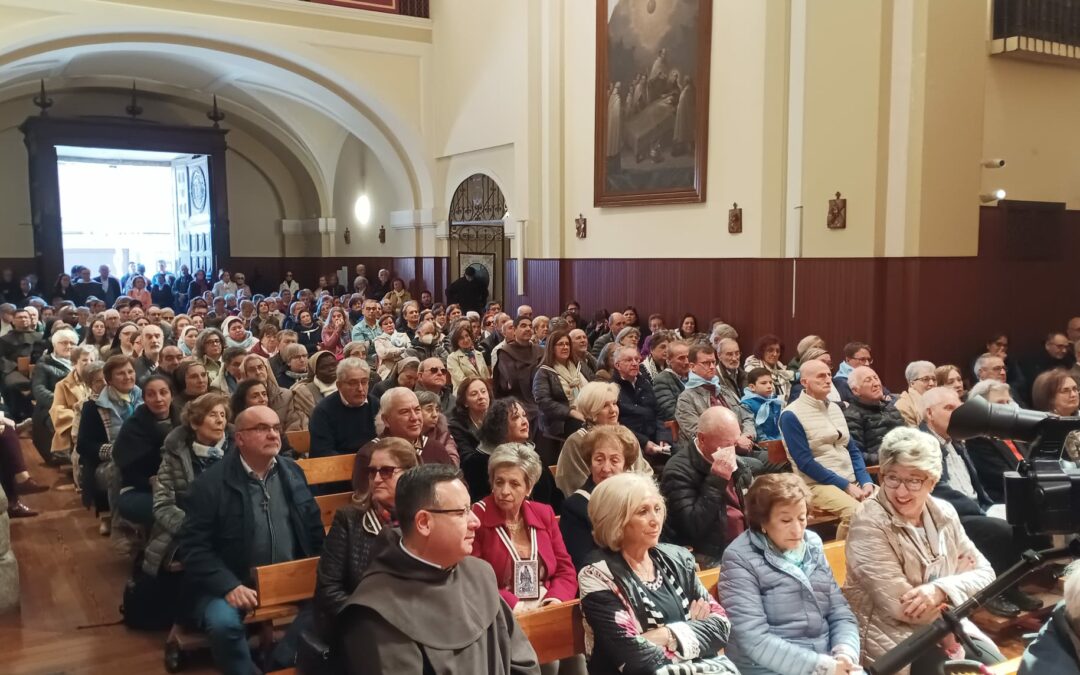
[
  {"left": 190, "top": 166, "right": 208, "bottom": 213},
  {"left": 827, "top": 191, "right": 847, "bottom": 230}
]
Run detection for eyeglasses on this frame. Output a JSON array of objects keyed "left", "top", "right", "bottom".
[
  {"left": 365, "top": 466, "right": 403, "bottom": 480},
  {"left": 237, "top": 423, "right": 282, "bottom": 435},
  {"left": 851, "top": 356, "right": 874, "bottom": 365},
  {"left": 882, "top": 474, "right": 927, "bottom": 491},
  {"left": 426, "top": 367, "right": 448, "bottom": 374},
  {"left": 424, "top": 506, "right": 471, "bottom": 518},
  {"left": 204, "top": 338, "right": 221, "bottom": 345},
  {"left": 913, "top": 375, "right": 936, "bottom": 384}
]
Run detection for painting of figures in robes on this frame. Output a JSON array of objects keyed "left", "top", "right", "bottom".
[{"left": 594, "top": 0, "right": 712, "bottom": 207}]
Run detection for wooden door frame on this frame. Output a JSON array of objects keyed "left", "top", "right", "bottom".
[{"left": 19, "top": 116, "right": 230, "bottom": 286}]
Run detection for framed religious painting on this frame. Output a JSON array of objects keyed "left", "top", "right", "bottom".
[{"left": 594, "top": 0, "right": 713, "bottom": 207}]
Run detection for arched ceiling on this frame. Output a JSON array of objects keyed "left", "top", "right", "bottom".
[{"left": 0, "top": 38, "right": 427, "bottom": 217}]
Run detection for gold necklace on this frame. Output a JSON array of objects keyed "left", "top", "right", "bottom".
[{"left": 505, "top": 516, "right": 524, "bottom": 535}]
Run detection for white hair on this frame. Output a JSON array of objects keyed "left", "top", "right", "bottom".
[
  {"left": 710, "top": 323, "right": 739, "bottom": 345},
  {"left": 973, "top": 352, "right": 1000, "bottom": 379},
  {"left": 487, "top": 442, "right": 543, "bottom": 489},
  {"left": 920, "top": 386, "right": 960, "bottom": 415},
  {"left": 51, "top": 328, "right": 78, "bottom": 347},
  {"left": 879, "top": 427, "right": 942, "bottom": 481},
  {"left": 968, "top": 379, "right": 1011, "bottom": 401},
  {"left": 336, "top": 357, "right": 369, "bottom": 382},
  {"left": 904, "top": 360, "right": 936, "bottom": 383},
  {"left": 379, "top": 386, "right": 416, "bottom": 417}
]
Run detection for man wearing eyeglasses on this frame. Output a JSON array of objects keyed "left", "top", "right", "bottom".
[
  {"left": 416, "top": 357, "right": 454, "bottom": 414},
  {"left": 920, "top": 386, "right": 1046, "bottom": 617},
  {"left": 309, "top": 358, "right": 377, "bottom": 459},
  {"left": 179, "top": 405, "right": 324, "bottom": 675},
  {"left": 340, "top": 464, "right": 540, "bottom": 675},
  {"left": 832, "top": 341, "right": 891, "bottom": 404},
  {"left": 350, "top": 300, "right": 383, "bottom": 366},
  {"left": 359, "top": 387, "right": 455, "bottom": 468}
]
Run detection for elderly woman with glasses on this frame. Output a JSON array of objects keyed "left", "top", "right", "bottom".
[
  {"left": 579, "top": 472, "right": 735, "bottom": 675},
  {"left": 719, "top": 473, "right": 860, "bottom": 675},
  {"left": 471, "top": 443, "right": 577, "bottom": 615},
  {"left": 315, "top": 437, "right": 419, "bottom": 641},
  {"left": 845, "top": 427, "right": 1003, "bottom": 674},
  {"left": 896, "top": 360, "right": 937, "bottom": 427},
  {"left": 194, "top": 328, "right": 225, "bottom": 381},
  {"left": 554, "top": 381, "right": 653, "bottom": 496},
  {"left": 143, "top": 392, "right": 232, "bottom": 576}
]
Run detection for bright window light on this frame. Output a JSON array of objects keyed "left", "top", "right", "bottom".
[{"left": 354, "top": 194, "right": 372, "bottom": 226}]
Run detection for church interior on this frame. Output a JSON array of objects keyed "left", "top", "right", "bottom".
[{"left": 2, "top": 0, "right": 1080, "bottom": 673}]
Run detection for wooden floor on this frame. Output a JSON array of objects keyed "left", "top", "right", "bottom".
[
  {"left": 0, "top": 439, "right": 1034, "bottom": 674},
  {"left": 0, "top": 439, "right": 215, "bottom": 675}
]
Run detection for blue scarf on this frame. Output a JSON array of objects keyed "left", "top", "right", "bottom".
[
  {"left": 685, "top": 371, "right": 721, "bottom": 391},
  {"left": 740, "top": 389, "right": 783, "bottom": 427},
  {"left": 835, "top": 360, "right": 855, "bottom": 379}
]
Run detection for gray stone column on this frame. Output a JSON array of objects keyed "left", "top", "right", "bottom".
[{"left": 0, "top": 484, "right": 20, "bottom": 612}]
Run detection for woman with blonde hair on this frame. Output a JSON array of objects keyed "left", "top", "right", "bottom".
[
  {"left": 315, "top": 437, "right": 419, "bottom": 637},
  {"left": 579, "top": 472, "right": 735, "bottom": 674},
  {"left": 50, "top": 345, "right": 98, "bottom": 464},
  {"left": 240, "top": 353, "right": 292, "bottom": 426},
  {"left": 554, "top": 381, "right": 652, "bottom": 496}
]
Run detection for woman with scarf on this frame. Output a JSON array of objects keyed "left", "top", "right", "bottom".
[
  {"left": 719, "top": 473, "right": 860, "bottom": 675},
  {"left": 319, "top": 307, "right": 350, "bottom": 360},
  {"left": 381, "top": 277, "right": 411, "bottom": 317},
  {"left": 373, "top": 313, "right": 410, "bottom": 380},
  {"left": 533, "top": 330, "right": 588, "bottom": 463},
  {"left": 76, "top": 354, "right": 143, "bottom": 534},
  {"left": 743, "top": 334, "right": 794, "bottom": 404},
  {"left": 277, "top": 342, "right": 310, "bottom": 389},
  {"left": 31, "top": 328, "right": 77, "bottom": 464},
  {"left": 554, "top": 381, "right": 654, "bottom": 497},
  {"left": 143, "top": 392, "right": 232, "bottom": 576},
  {"left": 176, "top": 325, "right": 198, "bottom": 356},
  {"left": 240, "top": 353, "right": 292, "bottom": 426},
  {"left": 222, "top": 316, "right": 258, "bottom": 351},
  {"left": 314, "top": 437, "right": 419, "bottom": 642},
  {"left": 447, "top": 322, "right": 490, "bottom": 393},
  {"left": 112, "top": 374, "right": 181, "bottom": 528},
  {"left": 50, "top": 345, "right": 97, "bottom": 464},
  {"left": 295, "top": 309, "right": 322, "bottom": 355},
  {"left": 640, "top": 331, "right": 671, "bottom": 380},
  {"left": 193, "top": 327, "right": 225, "bottom": 381}
]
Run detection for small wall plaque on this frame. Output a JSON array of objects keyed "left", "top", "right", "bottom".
[
  {"left": 728, "top": 202, "right": 742, "bottom": 234},
  {"left": 575, "top": 213, "right": 587, "bottom": 239},
  {"left": 827, "top": 191, "right": 847, "bottom": 230}
]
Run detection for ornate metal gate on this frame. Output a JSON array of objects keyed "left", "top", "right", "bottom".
[{"left": 448, "top": 173, "right": 509, "bottom": 305}]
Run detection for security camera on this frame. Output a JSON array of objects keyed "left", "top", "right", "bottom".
[{"left": 981, "top": 159, "right": 1006, "bottom": 168}]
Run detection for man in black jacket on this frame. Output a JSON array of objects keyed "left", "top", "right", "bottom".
[
  {"left": 611, "top": 346, "right": 670, "bottom": 455},
  {"left": 920, "top": 387, "right": 1044, "bottom": 617},
  {"left": 842, "top": 366, "right": 904, "bottom": 465},
  {"left": 445, "top": 266, "right": 487, "bottom": 313},
  {"left": 0, "top": 308, "right": 45, "bottom": 421},
  {"left": 179, "top": 405, "right": 324, "bottom": 675},
  {"left": 309, "top": 358, "right": 377, "bottom": 458},
  {"left": 660, "top": 406, "right": 748, "bottom": 568},
  {"left": 93, "top": 264, "right": 122, "bottom": 306}
]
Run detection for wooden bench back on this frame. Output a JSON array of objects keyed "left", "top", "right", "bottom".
[
  {"left": 287, "top": 430, "right": 311, "bottom": 458},
  {"left": 296, "top": 454, "right": 354, "bottom": 486},
  {"left": 761, "top": 439, "right": 787, "bottom": 465},
  {"left": 252, "top": 557, "right": 319, "bottom": 607},
  {"left": 823, "top": 540, "right": 846, "bottom": 587},
  {"left": 316, "top": 492, "right": 354, "bottom": 529}
]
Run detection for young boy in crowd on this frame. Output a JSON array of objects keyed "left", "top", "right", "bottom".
[{"left": 740, "top": 367, "right": 783, "bottom": 441}]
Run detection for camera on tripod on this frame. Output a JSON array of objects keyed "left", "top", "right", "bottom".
[{"left": 949, "top": 396, "right": 1080, "bottom": 536}]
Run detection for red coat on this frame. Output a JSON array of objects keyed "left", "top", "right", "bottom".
[{"left": 470, "top": 495, "right": 578, "bottom": 608}]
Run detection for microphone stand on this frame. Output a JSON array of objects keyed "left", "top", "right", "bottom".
[{"left": 868, "top": 539, "right": 1080, "bottom": 675}]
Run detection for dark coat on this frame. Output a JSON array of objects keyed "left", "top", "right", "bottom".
[
  {"left": 1019, "top": 602, "right": 1080, "bottom": 675},
  {"left": 612, "top": 372, "right": 666, "bottom": 449},
  {"left": 314, "top": 505, "right": 395, "bottom": 639},
  {"left": 921, "top": 423, "right": 993, "bottom": 516},
  {"left": 448, "top": 409, "right": 482, "bottom": 459},
  {"left": 445, "top": 276, "right": 487, "bottom": 313},
  {"left": 30, "top": 352, "right": 70, "bottom": 455},
  {"left": 659, "top": 442, "right": 747, "bottom": 561},
  {"left": 308, "top": 394, "right": 377, "bottom": 458},
  {"left": 966, "top": 435, "right": 1027, "bottom": 504},
  {"left": 296, "top": 323, "right": 322, "bottom": 355},
  {"left": 112, "top": 403, "right": 180, "bottom": 493},
  {"left": 652, "top": 369, "right": 686, "bottom": 421},
  {"left": 0, "top": 329, "right": 44, "bottom": 375},
  {"left": 94, "top": 276, "right": 122, "bottom": 306},
  {"left": 178, "top": 451, "right": 324, "bottom": 602},
  {"left": 493, "top": 342, "right": 542, "bottom": 414},
  {"left": 532, "top": 365, "right": 576, "bottom": 438},
  {"left": 842, "top": 397, "right": 905, "bottom": 465},
  {"left": 559, "top": 477, "right": 597, "bottom": 570}
]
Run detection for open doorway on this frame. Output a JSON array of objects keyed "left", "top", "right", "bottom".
[{"left": 55, "top": 146, "right": 214, "bottom": 284}]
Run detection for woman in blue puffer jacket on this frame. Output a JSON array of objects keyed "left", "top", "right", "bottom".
[{"left": 720, "top": 473, "right": 861, "bottom": 675}]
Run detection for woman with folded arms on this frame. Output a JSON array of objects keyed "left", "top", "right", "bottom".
[
  {"left": 720, "top": 473, "right": 860, "bottom": 675},
  {"left": 846, "top": 427, "right": 1003, "bottom": 673},
  {"left": 579, "top": 472, "right": 735, "bottom": 674}
]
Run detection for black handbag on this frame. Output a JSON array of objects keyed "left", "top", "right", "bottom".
[
  {"left": 296, "top": 628, "right": 343, "bottom": 675},
  {"left": 120, "top": 559, "right": 180, "bottom": 631}
]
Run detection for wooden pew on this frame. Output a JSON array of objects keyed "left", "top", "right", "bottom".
[
  {"left": 760, "top": 438, "right": 787, "bottom": 466},
  {"left": 296, "top": 454, "right": 354, "bottom": 486},
  {"left": 988, "top": 656, "right": 1021, "bottom": 675},
  {"left": 316, "top": 492, "right": 354, "bottom": 530},
  {"left": 287, "top": 430, "right": 311, "bottom": 458},
  {"left": 16, "top": 355, "right": 30, "bottom": 377},
  {"left": 823, "top": 540, "right": 846, "bottom": 587}
]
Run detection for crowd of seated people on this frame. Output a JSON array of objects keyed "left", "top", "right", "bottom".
[{"left": 8, "top": 259, "right": 1080, "bottom": 674}]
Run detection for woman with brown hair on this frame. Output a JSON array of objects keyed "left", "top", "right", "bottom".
[
  {"left": 1032, "top": 368, "right": 1080, "bottom": 462},
  {"left": 314, "top": 437, "right": 419, "bottom": 638},
  {"left": 532, "top": 329, "right": 588, "bottom": 452},
  {"left": 446, "top": 320, "right": 490, "bottom": 392},
  {"left": 720, "top": 473, "right": 860, "bottom": 675}
]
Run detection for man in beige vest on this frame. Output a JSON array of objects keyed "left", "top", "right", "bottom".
[{"left": 779, "top": 360, "right": 875, "bottom": 539}]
